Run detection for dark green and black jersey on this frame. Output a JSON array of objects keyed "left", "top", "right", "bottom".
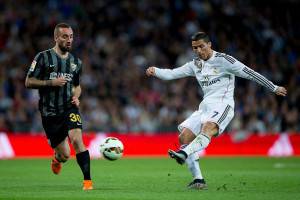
[{"left": 27, "top": 48, "right": 82, "bottom": 116}]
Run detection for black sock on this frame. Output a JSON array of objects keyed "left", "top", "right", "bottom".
[{"left": 76, "top": 150, "right": 91, "bottom": 180}]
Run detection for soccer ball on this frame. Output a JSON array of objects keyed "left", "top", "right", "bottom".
[{"left": 99, "top": 137, "right": 124, "bottom": 161}]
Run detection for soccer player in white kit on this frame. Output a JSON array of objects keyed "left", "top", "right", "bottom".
[{"left": 146, "top": 32, "right": 287, "bottom": 189}]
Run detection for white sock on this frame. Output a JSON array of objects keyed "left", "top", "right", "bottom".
[
  {"left": 182, "top": 133, "right": 210, "bottom": 156},
  {"left": 185, "top": 152, "right": 203, "bottom": 180},
  {"left": 180, "top": 145, "right": 203, "bottom": 180}
]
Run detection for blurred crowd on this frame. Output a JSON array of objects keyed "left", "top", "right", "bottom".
[{"left": 0, "top": 0, "right": 299, "bottom": 134}]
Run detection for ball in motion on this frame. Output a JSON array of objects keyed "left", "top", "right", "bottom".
[{"left": 100, "top": 137, "right": 124, "bottom": 160}]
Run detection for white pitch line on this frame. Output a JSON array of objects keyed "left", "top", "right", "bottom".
[{"left": 273, "top": 162, "right": 300, "bottom": 168}]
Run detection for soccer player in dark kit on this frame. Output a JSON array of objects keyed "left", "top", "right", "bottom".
[{"left": 25, "top": 23, "right": 93, "bottom": 190}]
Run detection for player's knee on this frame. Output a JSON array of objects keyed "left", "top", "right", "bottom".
[
  {"left": 70, "top": 136, "right": 83, "bottom": 147},
  {"left": 69, "top": 129, "right": 82, "bottom": 144},
  {"left": 178, "top": 134, "right": 186, "bottom": 144},
  {"left": 179, "top": 129, "right": 196, "bottom": 144},
  {"left": 202, "top": 122, "right": 218, "bottom": 137},
  {"left": 70, "top": 137, "right": 85, "bottom": 152}
]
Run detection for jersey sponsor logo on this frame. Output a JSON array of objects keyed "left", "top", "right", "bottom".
[
  {"left": 29, "top": 60, "right": 37, "bottom": 72},
  {"left": 200, "top": 78, "right": 221, "bottom": 87},
  {"left": 203, "top": 75, "right": 209, "bottom": 81},
  {"left": 49, "top": 72, "right": 73, "bottom": 81}
]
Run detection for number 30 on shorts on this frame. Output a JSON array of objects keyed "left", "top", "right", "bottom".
[{"left": 69, "top": 113, "right": 82, "bottom": 123}]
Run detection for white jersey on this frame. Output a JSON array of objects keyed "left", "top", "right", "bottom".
[{"left": 154, "top": 51, "right": 278, "bottom": 108}]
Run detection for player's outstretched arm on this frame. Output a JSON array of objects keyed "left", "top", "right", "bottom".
[
  {"left": 146, "top": 63, "right": 194, "bottom": 80},
  {"left": 275, "top": 86, "right": 287, "bottom": 96},
  {"left": 25, "top": 76, "right": 67, "bottom": 88},
  {"left": 224, "top": 57, "right": 287, "bottom": 96}
]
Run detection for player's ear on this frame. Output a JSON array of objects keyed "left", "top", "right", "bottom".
[
  {"left": 54, "top": 33, "right": 58, "bottom": 42},
  {"left": 207, "top": 42, "right": 212, "bottom": 48},
  {"left": 54, "top": 28, "right": 60, "bottom": 42}
]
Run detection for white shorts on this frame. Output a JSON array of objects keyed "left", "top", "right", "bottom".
[{"left": 178, "top": 103, "right": 234, "bottom": 136}]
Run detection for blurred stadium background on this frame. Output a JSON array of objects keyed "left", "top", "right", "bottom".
[{"left": 0, "top": 0, "right": 299, "bottom": 158}]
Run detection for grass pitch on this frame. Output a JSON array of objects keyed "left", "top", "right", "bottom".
[{"left": 0, "top": 157, "right": 299, "bottom": 200}]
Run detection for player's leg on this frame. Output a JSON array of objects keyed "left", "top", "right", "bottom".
[
  {"left": 42, "top": 115, "right": 71, "bottom": 175},
  {"left": 54, "top": 137, "right": 71, "bottom": 162},
  {"left": 179, "top": 129, "right": 203, "bottom": 180},
  {"left": 168, "top": 122, "right": 216, "bottom": 163},
  {"left": 51, "top": 137, "right": 70, "bottom": 174},
  {"left": 170, "top": 104, "right": 234, "bottom": 163},
  {"left": 66, "top": 107, "right": 92, "bottom": 190},
  {"left": 168, "top": 110, "right": 207, "bottom": 189},
  {"left": 68, "top": 127, "right": 91, "bottom": 181},
  {"left": 68, "top": 128, "right": 86, "bottom": 153},
  {"left": 179, "top": 128, "right": 207, "bottom": 189},
  {"left": 168, "top": 110, "right": 207, "bottom": 164},
  {"left": 182, "top": 121, "right": 217, "bottom": 156},
  {"left": 68, "top": 128, "right": 92, "bottom": 190}
]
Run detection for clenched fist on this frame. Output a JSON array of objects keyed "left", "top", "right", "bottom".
[
  {"left": 146, "top": 66, "right": 156, "bottom": 76},
  {"left": 71, "top": 96, "right": 80, "bottom": 107},
  {"left": 275, "top": 86, "right": 287, "bottom": 96}
]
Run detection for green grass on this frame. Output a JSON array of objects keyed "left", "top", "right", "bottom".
[{"left": 0, "top": 157, "right": 300, "bottom": 200}]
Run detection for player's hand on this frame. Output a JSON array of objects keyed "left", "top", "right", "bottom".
[
  {"left": 146, "top": 66, "right": 156, "bottom": 77},
  {"left": 51, "top": 77, "right": 67, "bottom": 87},
  {"left": 71, "top": 96, "right": 80, "bottom": 107},
  {"left": 275, "top": 86, "right": 287, "bottom": 96}
]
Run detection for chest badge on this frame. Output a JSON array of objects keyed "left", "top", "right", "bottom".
[
  {"left": 213, "top": 67, "right": 219, "bottom": 74},
  {"left": 70, "top": 63, "right": 77, "bottom": 72},
  {"left": 194, "top": 59, "right": 203, "bottom": 71}
]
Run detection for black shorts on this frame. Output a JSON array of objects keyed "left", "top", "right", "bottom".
[{"left": 42, "top": 107, "right": 82, "bottom": 148}]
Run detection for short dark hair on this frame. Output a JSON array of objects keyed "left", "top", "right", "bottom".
[
  {"left": 191, "top": 32, "right": 210, "bottom": 42},
  {"left": 54, "top": 23, "right": 71, "bottom": 37}
]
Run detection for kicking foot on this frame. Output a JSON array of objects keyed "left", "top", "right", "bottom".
[
  {"left": 187, "top": 179, "right": 207, "bottom": 190},
  {"left": 168, "top": 149, "right": 187, "bottom": 165},
  {"left": 51, "top": 158, "right": 62, "bottom": 175},
  {"left": 83, "top": 180, "right": 93, "bottom": 190}
]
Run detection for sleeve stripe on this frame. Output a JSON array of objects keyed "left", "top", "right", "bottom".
[
  {"left": 29, "top": 53, "right": 43, "bottom": 77},
  {"left": 243, "top": 67, "right": 275, "bottom": 91},
  {"left": 242, "top": 67, "right": 275, "bottom": 91},
  {"left": 215, "top": 53, "right": 236, "bottom": 64},
  {"left": 36, "top": 53, "right": 43, "bottom": 63}
]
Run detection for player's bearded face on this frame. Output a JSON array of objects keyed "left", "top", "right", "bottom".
[
  {"left": 56, "top": 28, "right": 73, "bottom": 53},
  {"left": 192, "top": 40, "right": 212, "bottom": 60}
]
